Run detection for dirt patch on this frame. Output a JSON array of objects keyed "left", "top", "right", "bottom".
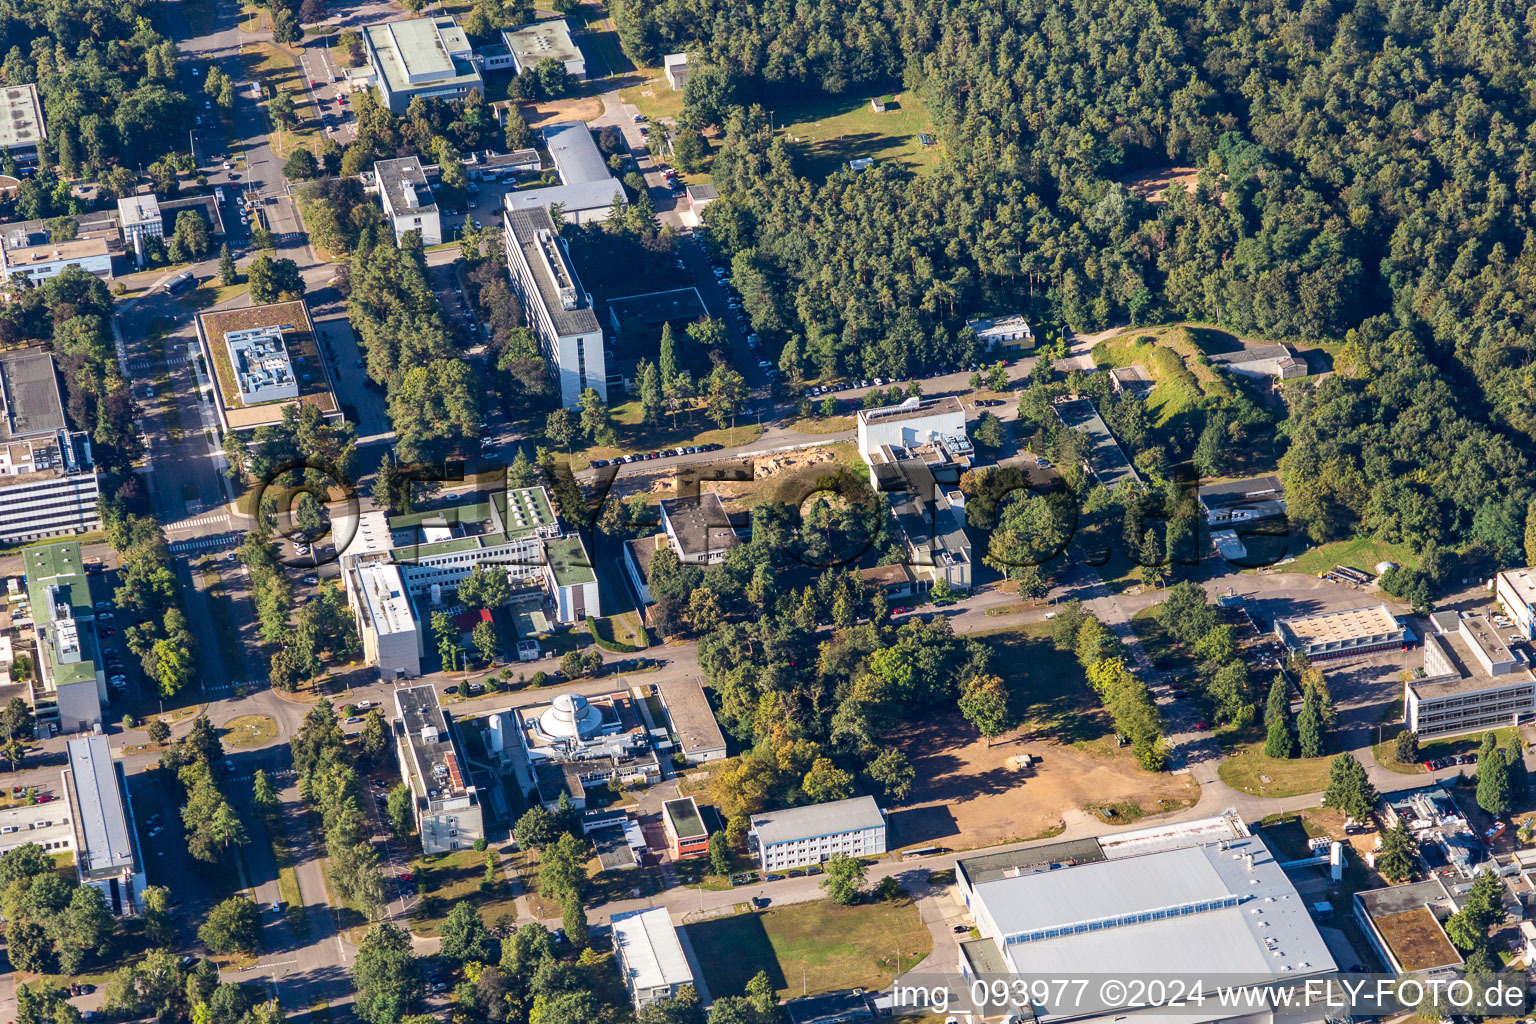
[
  {"left": 1120, "top": 166, "right": 1207, "bottom": 204},
  {"left": 887, "top": 713, "right": 1200, "bottom": 849},
  {"left": 518, "top": 95, "right": 604, "bottom": 129}
]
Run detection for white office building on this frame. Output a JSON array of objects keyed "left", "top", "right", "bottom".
[
  {"left": 502, "top": 206, "right": 605, "bottom": 406},
  {"left": 64, "top": 735, "right": 145, "bottom": 915},
  {"left": 965, "top": 314, "right": 1034, "bottom": 352},
  {"left": 344, "top": 560, "right": 421, "bottom": 678},
  {"left": 0, "top": 84, "right": 45, "bottom": 162},
  {"left": 658, "top": 493, "right": 739, "bottom": 565},
  {"left": 362, "top": 16, "right": 483, "bottom": 114},
  {"left": 501, "top": 121, "right": 626, "bottom": 226},
  {"left": 374, "top": 157, "right": 442, "bottom": 246},
  {"left": 0, "top": 348, "right": 101, "bottom": 544},
  {"left": 856, "top": 396, "right": 966, "bottom": 464},
  {"left": 502, "top": 19, "right": 585, "bottom": 78},
  {"left": 611, "top": 908, "right": 695, "bottom": 1010},
  {"left": 393, "top": 685, "right": 483, "bottom": 853},
  {"left": 117, "top": 194, "right": 162, "bottom": 249},
  {"left": 1497, "top": 567, "right": 1536, "bottom": 640},
  {"left": 0, "top": 236, "right": 112, "bottom": 285},
  {"left": 748, "top": 796, "right": 887, "bottom": 871},
  {"left": 0, "top": 800, "right": 76, "bottom": 859},
  {"left": 1405, "top": 613, "right": 1536, "bottom": 738}
]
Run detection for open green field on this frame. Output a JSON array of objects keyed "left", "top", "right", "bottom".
[
  {"left": 563, "top": 398, "right": 762, "bottom": 467},
  {"left": 408, "top": 847, "right": 518, "bottom": 937},
  {"left": 1217, "top": 738, "right": 1337, "bottom": 797},
  {"left": 685, "top": 898, "right": 932, "bottom": 1002},
  {"left": 1262, "top": 536, "right": 1421, "bottom": 579},
  {"left": 774, "top": 91, "right": 940, "bottom": 179},
  {"left": 1091, "top": 326, "right": 1236, "bottom": 431},
  {"left": 975, "top": 621, "right": 1105, "bottom": 743}
]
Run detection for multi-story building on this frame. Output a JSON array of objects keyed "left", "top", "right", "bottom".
[
  {"left": 658, "top": 493, "right": 739, "bottom": 565},
  {"left": 1496, "top": 566, "right": 1536, "bottom": 640},
  {"left": 1405, "top": 613, "right": 1536, "bottom": 738},
  {"left": 63, "top": 735, "right": 145, "bottom": 915},
  {"left": 0, "top": 237, "right": 112, "bottom": 285},
  {"left": 502, "top": 121, "right": 626, "bottom": 226},
  {"left": 0, "top": 84, "right": 46, "bottom": 163},
  {"left": 343, "top": 560, "right": 421, "bottom": 679},
  {"left": 392, "top": 685, "right": 483, "bottom": 853},
  {"left": 362, "top": 16, "right": 483, "bottom": 114},
  {"left": 502, "top": 19, "right": 585, "bottom": 78},
  {"left": 24, "top": 541, "right": 103, "bottom": 733},
  {"left": 0, "top": 349, "right": 101, "bottom": 544},
  {"left": 611, "top": 908, "right": 695, "bottom": 1011},
  {"left": 195, "top": 303, "right": 341, "bottom": 433},
  {"left": 117, "top": 194, "right": 163, "bottom": 254},
  {"left": 0, "top": 800, "right": 76, "bottom": 859},
  {"left": 748, "top": 796, "right": 887, "bottom": 871},
  {"left": 512, "top": 691, "right": 661, "bottom": 808},
  {"left": 502, "top": 206, "right": 605, "bottom": 406},
  {"left": 661, "top": 797, "right": 709, "bottom": 858},
  {"left": 1274, "top": 603, "right": 1409, "bottom": 662},
  {"left": 374, "top": 157, "right": 441, "bottom": 245},
  {"left": 1354, "top": 878, "right": 1463, "bottom": 974},
  {"left": 856, "top": 396, "right": 966, "bottom": 463}
]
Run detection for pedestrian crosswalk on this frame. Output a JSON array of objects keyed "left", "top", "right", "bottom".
[
  {"left": 175, "top": 513, "right": 231, "bottom": 531},
  {"left": 169, "top": 530, "right": 241, "bottom": 554},
  {"left": 128, "top": 357, "right": 188, "bottom": 372},
  {"left": 271, "top": 232, "right": 305, "bottom": 245}
]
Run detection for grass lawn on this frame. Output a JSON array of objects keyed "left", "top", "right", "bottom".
[
  {"left": 221, "top": 714, "right": 278, "bottom": 748},
  {"left": 785, "top": 414, "right": 856, "bottom": 435},
  {"left": 1269, "top": 536, "right": 1421, "bottom": 579},
  {"left": 685, "top": 898, "right": 932, "bottom": 1002},
  {"left": 973, "top": 621, "right": 1104, "bottom": 744},
  {"left": 619, "top": 74, "right": 687, "bottom": 125},
  {"left": 1091, "top": 326, "right": 1235, "bottom": 432},
  {"left": 563, "top": 399, "right": 762, "bottom": 467},
  {"left": 181, "top": 281, "right": 249, "bottom": 310},
  {"left": 1217, "top": 739, "right": 1337, "bottom": 797},
  {"left": 772, "top": 91, "right": 941, "bottom": 180},
  {"left": 239, "top": 41, "right": 320, "bottom": 160},
  {"left": 407, "top": 847, "right": 518, "bottom": 937}
]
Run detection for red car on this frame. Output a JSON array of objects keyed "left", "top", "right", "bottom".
[
  {"left": 36, "top": 793, "right": 54, "bottom": 803},
  {"left": 398, "top": 872, "right": 414, "bottom": 882},
  {"left": 1193, "top": 720, "right": 1212, "bottom": 731}
]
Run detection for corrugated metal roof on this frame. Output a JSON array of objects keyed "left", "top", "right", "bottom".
[{"left": 68, "top": 736, "right": 134, "bottom": 876}]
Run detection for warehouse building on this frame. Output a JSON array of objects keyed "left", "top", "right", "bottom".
[
  {"left": 748, "top": 796, "right": 887, "bottom": 871},
  {"left": 611, "top": 908, "right": 695, "bottom": 1010},
  {"left": 654, "top": 676, "right": 726, "bottom": 763},
  {"left": 965, "top": 313, "right": 1034, "bottom": 352},
  {"left": 1274, "top": 603, "right": 1409, "bottom": 662},
  {"left": 0, "top": 348, "right": 101, "bottom": 544},
  {"left": 63, "top": 735, "right": 145, "bottom": 915},
  {"left": 502, "top": 205, "right": 606, "bottom": 406},
  {"left": 502, "top": 121, "right": 626, "bottom": 226},
  {"left": 1405, "top": 613, "right": 1536, "bottom": 738},
  {"left": 392, "top": 685, "right": 483, "bottom": 853},
  {"left": 956, "top": 815, "right": 1336, "bottom": 1024}
]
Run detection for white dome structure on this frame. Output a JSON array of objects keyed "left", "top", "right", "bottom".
[{"left": 539, "top": 693, "right": 602, "bottom": 741}]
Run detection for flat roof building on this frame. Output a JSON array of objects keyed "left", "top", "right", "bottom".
[
  {"left": 1406, "top": 613, "right": 1536, "bottom": 738},
  {"left": 1053, "top": 396, "right": 1142, "bottom": 490},
  {"left": 0, "top": 348, "right": 101, "bottom": 544},
  {"left": 1496, "top": 566, "right": 1536, "bottom": 641},
  {"left": 23, "top": 541, "right": 102, "bottom": 733},
  {"left": 64, "top": 735, "right": 144, "bottom": 915},
  {"left": 1353, "top": 878, "right": 1462, "bottom": 975},
  {"left": 0, "top": 84, "right": 44, "bottom": 160},
  {"left": 658, "top": 493, "right": 739, "bottom": 565},
  {"left": 884, "top": 457, "right": 972, "bottom": 591},
  {"left": 655, "top": 676, "right": 726, "bottom": 763},
  {"left": 374, "top": 156, "right": 441, "bottom": 246},
  {"left": 1275, "top": 603, "right": 1408, "bottom": 662},
  {"left": 663, "top": 53, "right": 689, "bottom": 90},
  {"left": 965, "top": 314, "right": 1034, "bottom": 352},
  {"left": 117, "top": 194, "right": 162, "bottom": 258},
  {"left": 856, "top": 395, "right": 965, "bottom": 463},
  {"left": 958, "top": 815, "right": 1336, "bottom": 1024},
  {"left": 195, "top": 302, "right": 341, "bottom": 432},
  {"left": 502, "top": 121, "right": 626, "bottom": 226},
  {"left": 512, "top": 690, "right": 661, "bottom": 808},
  {"left": 502, "top": 19, "right": 585, "bottom": 78},
  {"left": 502, "top": 206, "right": 605, "bottom": 406},
  {"left": 392, "top": 685, "right": 483, "bottom": 852},
  {"left": 0, "top": 236, "right": 112, "bottom": 285},
  {"left": 748, "top": 795, "right": 886, "bottom": 871},
  {"left": 1208, "top": 342, "right": 1305, "bottom": 380},
  {"left": 611, "top": 908, "right": 694, "bottom": 1010},
  {"left": 662, "top": 796, "right": 708, "bottom": 858},
  {"left": 607, "top": 287, "right": 707, "bottom": 338},
  {"left": 344, "top": 560, "right": 422, "bottom": 678},
  {"left": 363, "top": 16, "right": 482, "bottom": 113},
  {"left": 0, "top": 799, "right": 76, "bottom": 860}
]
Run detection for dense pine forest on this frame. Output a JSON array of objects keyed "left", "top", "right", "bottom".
[{"left": 612, "top": 0, "right": 1536, "bottom": 555}]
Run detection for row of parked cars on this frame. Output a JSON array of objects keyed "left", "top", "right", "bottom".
[
  {"left": 1424, "top": 753, "right": 1477, "bottom": 771},
  {"left": 590, "top": 442, "right": 725, "bottom": 469},
  {"left": 802, "top": 361, "right": 1011, "bottom": 400}
]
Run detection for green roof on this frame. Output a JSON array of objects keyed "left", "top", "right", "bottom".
[
  {"left": 664, "top": 798, "right": 707, "bottom": 839},
  {"left": 23, "top": 541, "right": 92, "bottom": 619},
  {"left": 545, "top": 534, "right": 595, "bottom": 587}
]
